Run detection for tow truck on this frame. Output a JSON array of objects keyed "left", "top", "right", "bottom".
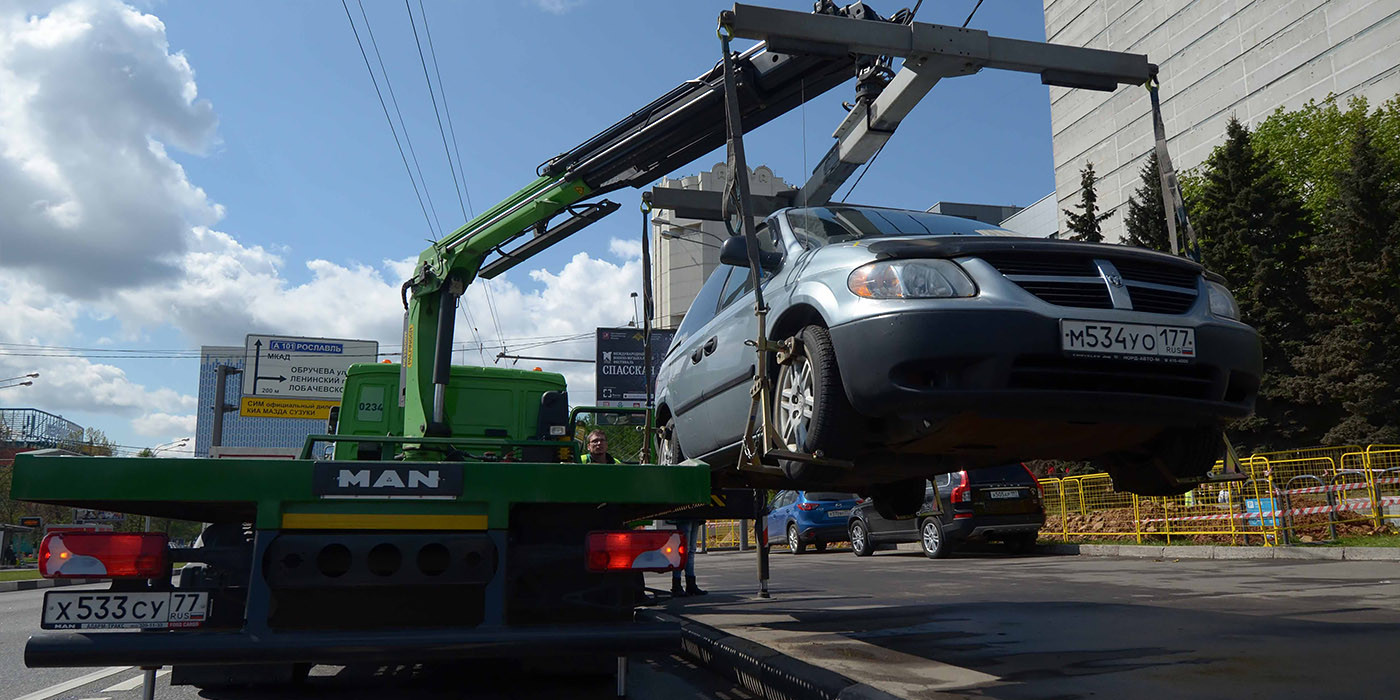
[{"left": 10, "top": 2, "right": 1226, "bottom": 695}]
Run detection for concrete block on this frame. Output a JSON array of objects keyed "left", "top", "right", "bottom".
[
  {"left": 1272, "top": 546, "right": 1345, "bottom": 560},
  {"left": 1342, "top": 547, "right": 1400, "bottom": 562},
  {"left": 1212, "top": 546, "right": 1275, "bottom": 560},
  {"left": 1079, "top": 544, "right": 1120, "bottom": 557},
  {"left": 1116, "top": 545, "right": 1166, "bottom": 558}
]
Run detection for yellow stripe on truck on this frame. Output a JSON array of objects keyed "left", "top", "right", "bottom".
[{"left": 280, "top": 513, "right": 488, "bottom": 530}]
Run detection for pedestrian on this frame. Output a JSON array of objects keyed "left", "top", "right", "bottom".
[
  {"left": 579, "top": 429, "right": 623, "bottom": 464},
  {"left": 670, "top": 519, "right": 707, "bottom": 597}
]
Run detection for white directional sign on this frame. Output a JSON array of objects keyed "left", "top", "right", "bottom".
[{"left": 242, "top": 335, "right": 379, "bottom": 400}]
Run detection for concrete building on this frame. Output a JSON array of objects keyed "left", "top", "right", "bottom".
[
  {"left": 999, "top": 193, "right": 1061, "bottom": 238},
  {"left": 927, "top": 201, "right": 1023, "bottom": 226},
  {"left": 1046, "top": 0, "right": 1400, "bottom": 242},
  {"left": 650, "top": 164, "right": 792, "bottom": 330}
]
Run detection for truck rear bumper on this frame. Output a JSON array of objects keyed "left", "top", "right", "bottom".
[{"left": 26, "top": 621, "right": 679, "bottom": 668}]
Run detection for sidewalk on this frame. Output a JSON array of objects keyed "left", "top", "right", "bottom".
[{"left": 887, "top": 541, "right": 1400, "bottom": 561}]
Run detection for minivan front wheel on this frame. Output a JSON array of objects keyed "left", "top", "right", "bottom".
[{"left": 774, "top": 325, "right": 851, "bottom": 484}]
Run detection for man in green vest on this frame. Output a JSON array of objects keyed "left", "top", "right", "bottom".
[{"left": 580, "top": 429, "right": 622, "bottom": 464}]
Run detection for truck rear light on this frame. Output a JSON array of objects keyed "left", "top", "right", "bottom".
[
  {"left": 586, "top": 531, "right": 687, "bottom": 572},
  {"left": 949, "top": 471, "right": 972, "bottom": 503},
  {"left": 40, "top": 532, "right": 169, "bottom": 579}
]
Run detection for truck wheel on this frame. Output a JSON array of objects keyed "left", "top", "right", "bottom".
[
  {"left": 1101, "top": 426, "right": 1222, "bottom": 496},
  {"left": 774, "top": 325, "right": 851, "bottom": 484},
  {"left": 660, "top": 418, "right": 683, "bottom": 465}
]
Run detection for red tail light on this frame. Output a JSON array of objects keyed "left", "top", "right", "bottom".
[
  {"left": 796, "top": 502, "right": 817, "bottom": 511},
  {"left": 586, "top": 530, "right": 687, "bottom": 572},
  {"left": 40, "top": 532, "right": 169, "bottom": 579},
  {"left": 949, "top": 471, "right": 972, "bottom": 503}
]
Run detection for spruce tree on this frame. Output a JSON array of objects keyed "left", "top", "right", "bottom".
[
  {"left": 1122, "top": 152, "right": 1171, "bottom": 252},
  {"left": 1193, "top": 117, "right": 1317, "bottom": 449},
  {"left": 1294, "top": 121, "right": 1400, "bottom": 444},
  {"left": 1063, "top": 163, "right": 1112, "bottom": 243}
]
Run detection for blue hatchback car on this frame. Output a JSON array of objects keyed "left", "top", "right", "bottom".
[{"left": 765, "top": 490, "right": 860, "bottom": 554}]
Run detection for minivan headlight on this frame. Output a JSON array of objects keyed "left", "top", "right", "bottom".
[
  {"left": 1206, "top": 281, "right": 1240, "bottom": 320},
  {"left": 847, "top": 260, "right": 976, "bottom": 299}
]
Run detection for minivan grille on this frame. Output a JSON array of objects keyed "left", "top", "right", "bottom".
[{"left": 978, "top": 251, "right": 1200, "bottom": 314}]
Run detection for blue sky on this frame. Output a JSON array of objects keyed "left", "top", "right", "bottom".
[{"left": 0, "top": 0, "right": 1056, "bottom": 454}]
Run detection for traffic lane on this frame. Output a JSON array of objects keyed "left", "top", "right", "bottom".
[
  {"left": 0, "top": 583, "right": 114, "bottom": 700},
  {"left": 673, "top": 548, "right": 1400, "bottom": 699}
]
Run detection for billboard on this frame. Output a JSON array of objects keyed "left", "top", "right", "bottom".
[{"left": 595, "top": 327, "right": 674, "bottom": 408}]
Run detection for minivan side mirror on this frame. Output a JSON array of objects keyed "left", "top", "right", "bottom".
[{"left": 719, "top": 235, "right": 782, "bottom": 271}]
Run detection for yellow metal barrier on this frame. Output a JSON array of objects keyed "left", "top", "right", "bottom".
[{"left": 1040, "top": 444, "right": 1400, "bottom": 546}]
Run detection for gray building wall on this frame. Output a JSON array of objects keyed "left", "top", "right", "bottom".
[
  {"left": 927, "top": 201, "right": 1024, "bottom": 225},
  {"left": 650, "top": 164, "right": 792, "bottom": 330},
  {"left": 1046, "top": 0, "right": 1400, "bottom": 243},
  {"left": 999, "top": 192, "right": 1061, "bottom": 238}
]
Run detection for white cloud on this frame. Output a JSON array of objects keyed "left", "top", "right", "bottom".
[
  {"left": 608, "top": 237, "right": 641, "bottom": 260},
  {"left": 528, "top": 0, "right": 585, "bottom": 15}
]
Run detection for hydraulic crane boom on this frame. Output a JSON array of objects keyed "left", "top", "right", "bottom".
[{"left": 401, "top": 4, "right": 900, "bottom": 444}]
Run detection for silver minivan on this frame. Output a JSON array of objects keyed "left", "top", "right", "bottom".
[{"left": 654, "top": 205, "right": 1261, "bottom": 513}]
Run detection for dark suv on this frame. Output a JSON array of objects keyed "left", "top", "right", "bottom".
[{"left": 846, "top": 464, "right": 1044, "bottom": 558}]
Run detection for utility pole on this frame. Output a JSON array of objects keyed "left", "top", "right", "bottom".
[{"left": 210, "top": 365, "right": 242, "bottom": 450}]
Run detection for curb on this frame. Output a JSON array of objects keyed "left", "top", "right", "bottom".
[
  {"left": 0, "top": 577, "right": 105, "bottom": 593},
  {"left": 1040, "top": 543, "right": 1400, "bottom": 561},
  {"left": 641, "top": 609, "right": 902, "bottom": 700}
]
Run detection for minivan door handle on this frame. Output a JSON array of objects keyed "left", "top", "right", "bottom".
[{"left": 703, "top": 337, "right": 718, "bottom": 356}]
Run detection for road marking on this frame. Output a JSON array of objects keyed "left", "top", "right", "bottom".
[
  {"left": 12, "top": 666, "right": 128, "bottom": 700},
  {"left": 101, "top": 670, "right": 169, "bottom": 693}
]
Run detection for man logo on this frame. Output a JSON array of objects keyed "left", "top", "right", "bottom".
[{"left": 315, "top": 464, "right": 462, "bottom": 498}]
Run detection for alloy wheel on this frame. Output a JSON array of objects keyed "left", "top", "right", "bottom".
[
  {"left": 922, "top": 520, "right": 942, "bottom": 555},
  {"left": 850, "top": 522, "right": 868, "bottom": 555},
  {"left": 777, "top": 355, "right": 815, "bottom": 450}
]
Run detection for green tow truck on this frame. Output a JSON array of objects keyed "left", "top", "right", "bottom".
[{"left": 9, "top": 3, "right": 905, "bottom": 690}]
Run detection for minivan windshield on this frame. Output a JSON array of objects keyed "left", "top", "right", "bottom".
[{"left": 785, "top": 206, "right": 1012, "bottom": 247}]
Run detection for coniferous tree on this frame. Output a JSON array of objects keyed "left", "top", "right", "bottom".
[
  {"left": 1193, "top": 117, "right": 1317, "bottom": 449},
  {"left": 1293, "top": 121, "right": 1400, "bottom": 444},
  {"left": 1122, "top": 152, "right": 1171, "bottom": 252},
  {"left": 1063, "top": 163, "right": 1112, "bottom": 242}
]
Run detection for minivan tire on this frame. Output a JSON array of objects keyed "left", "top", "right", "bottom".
[{"left": 774, "top": 325, "right": 852, "bottom": 484}]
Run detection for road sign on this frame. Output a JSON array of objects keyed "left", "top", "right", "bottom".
[
  {"left": 242, "top": 335, "right": 378, "bottom": 400},
  {"left": 239, "top": 396, "right": 338, "bottom": 420},
  {"left": 19, "top": 516, "right": 43, "bottom": 529},
  {"left": 595, "top": 327, "right": 674, "bottom": 408}
]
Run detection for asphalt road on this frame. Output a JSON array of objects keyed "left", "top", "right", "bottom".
[
  {"left": 0, "top": 583, "right": 753, "bottom": 700},
  {"left": 667, "top": 545, "right": 1400, "bottom": 699}
]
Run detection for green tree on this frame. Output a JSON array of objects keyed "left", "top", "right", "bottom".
[
  {"left": 1292, "top": 121, "right": 1400, "bottom": 444},
  {"left": 1122, "top": 152, "right": 1171, "bottom": 252},
  {"left": 137, "top": 447, "right": 155, "bottom": 457},
  {"left": 1194, "top": 117, "right": 1318, "bottom": 449},
  {"left": 1063, "top": 163, "right": 1112, "bottom": 242},
  {"left": 72, "top": 427, "right": 114, "bottom": 457}
]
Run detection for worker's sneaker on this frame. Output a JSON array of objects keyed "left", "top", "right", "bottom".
[
  {"left": 670, "top": 581, "right": 687, "bottom": 598},
  {"left": 685, "top": 576, "right": 707, "bottom": 596}
]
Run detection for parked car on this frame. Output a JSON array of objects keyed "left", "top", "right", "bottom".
[
  {"left": 846, "top": 464, "right": 1045, "bottom": 558},
  {"left": 654, "top": 205, "right": 1261, "bottom": 511},
  {"left": 764, "top": 490, "right": 860, "bottom": 554}
]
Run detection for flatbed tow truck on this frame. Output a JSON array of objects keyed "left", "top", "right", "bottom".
[{"left": 10, "top": 2, "right": 1217, "bottom": 696}]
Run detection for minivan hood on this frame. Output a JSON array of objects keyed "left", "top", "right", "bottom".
[{"left": 863, "top": 236, "right": 1204, "bottom": 274}]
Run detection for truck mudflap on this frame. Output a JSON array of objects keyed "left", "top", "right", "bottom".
[{"left": 24, "top": 621, "right": 679, "bottom": 668}]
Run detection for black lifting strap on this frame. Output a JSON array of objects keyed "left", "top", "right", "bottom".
[{"left": 1148, "top": 75, "right": 1201, "bottom": 262}]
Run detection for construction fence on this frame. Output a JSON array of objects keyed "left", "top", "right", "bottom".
[{"left": 1041, "top": 444, "right": 1400, "bottom": 546}]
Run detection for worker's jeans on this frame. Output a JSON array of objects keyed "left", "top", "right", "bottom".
[{"left": 672, "top": 519, "right": 700, "bottom": 582}]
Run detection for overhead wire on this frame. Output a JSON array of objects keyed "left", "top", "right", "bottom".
[
  {"left": 414, "top": 0, "right": 475, "bottom": 220},
  {"left": 405, "top": 0, "right": 469, "bottom": 224},
  {"left": 355, "top": 0, "right": 444, "bottom": 237},
  {"left": 339, "top": 0, "right": 437, "bottom": 236}
]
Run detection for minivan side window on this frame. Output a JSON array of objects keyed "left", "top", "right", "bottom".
[
  {"left": 716, "top": 225, "right": 782, "bottom": 312},
  {"left": 672, "top": 266, "right": 732, "bottom": 350}
]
